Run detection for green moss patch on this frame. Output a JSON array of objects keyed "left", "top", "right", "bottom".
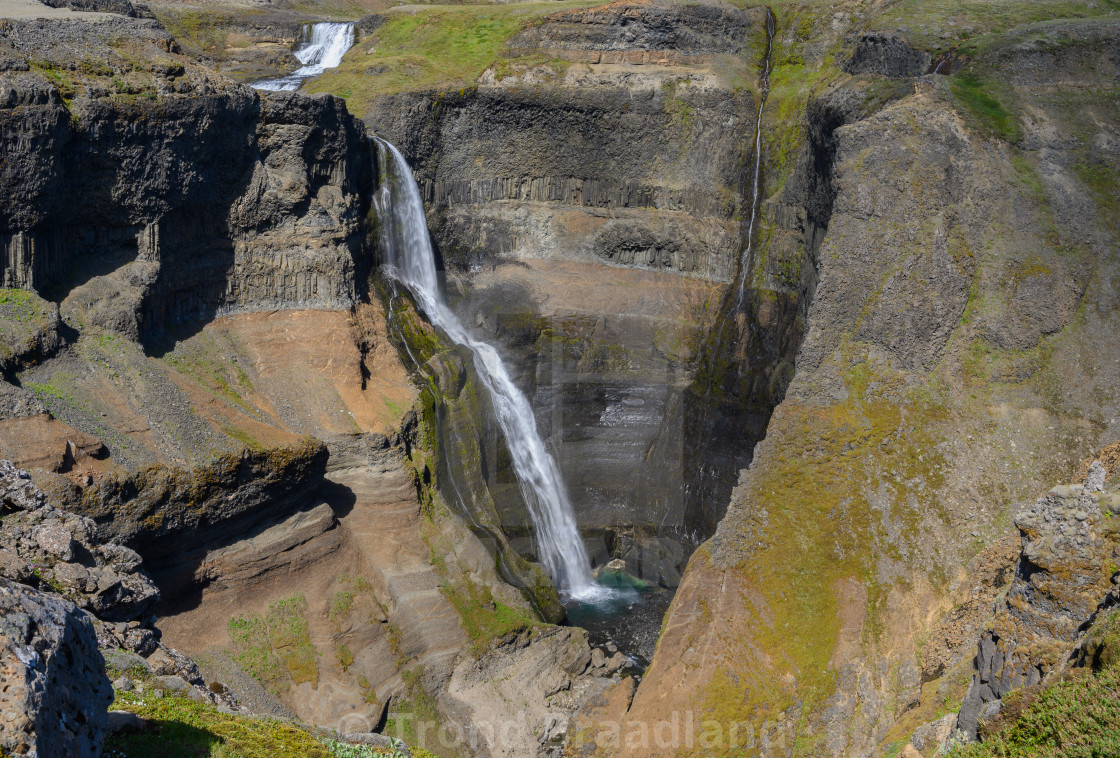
[
  {"left": 304, "top": 1, "right": 601, "bottom": 115},
  {"left": 228, "top": 594, "right": 319, "bottom": 695},
  {"left": 701, "top": 355, "right": 951, "bottom": 732},
  {"left": 950, "top": 73, "right": 1019, "bottom": 142},
  {"left": 107, "top": 691, "right": 330, "bottom": 758}
]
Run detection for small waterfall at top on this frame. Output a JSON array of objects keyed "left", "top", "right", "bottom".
[
  {"left": 704, "top": 7, "right": 777, "bottom": 389},
  {"left": 372, "top": 137, "right": 607, "bottom": 603},
  {"left": 254, "top": 22, "right": 354, "bottom": 92}
]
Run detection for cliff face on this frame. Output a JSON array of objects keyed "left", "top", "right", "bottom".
[
  {"left": 3, "top": 1, "right": 1119, "bottom": 755},
  {"left": 0, "top": 17, "right": 371, "bottom": 338},
  {"left": 583, "top": 15, "right": 1120, "bottom": 757},
  {"left": 356, "top": 0, "right": 775, "bottom": 590},
  {"left": 0, "top": 14, "right": 574, "bottom": 744}
]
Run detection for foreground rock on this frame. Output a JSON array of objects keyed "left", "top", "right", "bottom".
[
  {"left": 0, "top": 458, "right": 238, "bottom": 743},
  {"left": 442, "top": 627, "right": 617, "bottom": 758},
  {"left": 0, "top": 578, "right": 112, "bottom": 757},
  {"left": 0, "top": 460, "right": 159, "bottom": 624}
]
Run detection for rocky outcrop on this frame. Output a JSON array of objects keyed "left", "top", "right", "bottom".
[
  {"left": 0, "top": 289, "right": 63, "bottom": 376},
  {"left": 0, "top": 16, "right": 372, "bottom": 341},
  {"left": 842, "top": 32, "right": 930, "bottom": 77},
  {"left": 72, "top": 438, "right": 329, "bottom": 565},
  {"left": 38, "top": 0, "right": 150, "bottom": 18},
  {"left": 441, "top": 627, "right": 622, "bottom": 758},
  {"left": 957, "top": 462, "right": 1120, "bottom": 736},
  {"left": 1, "top": 460, "right": 159, "bottom": 623},
  {"left": 507, "top": 0, "right": 755, "bottom": 59},
  {"left": 0, "top": 458, "right": 242, "bottom": 755},
  {"left": 0, "top": 579, "right": 112, "bottom": 758}
]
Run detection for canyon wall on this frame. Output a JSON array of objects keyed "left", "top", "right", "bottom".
[
  {"left": 577, "top": 15, "right": 1120, "bottom": 757},
  {"left": 0, "top": 14, "right": 588, "bottom": 747},
  {"left": 362, "top": 0, "right": 779, "bottom": 588}
]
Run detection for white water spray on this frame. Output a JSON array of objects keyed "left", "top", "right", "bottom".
[
  {"left": 254, "top": 22, "right": 354, "bottom": 92},
  {"left": 372, "top": 137, "right": 606, "bottom": 602}
]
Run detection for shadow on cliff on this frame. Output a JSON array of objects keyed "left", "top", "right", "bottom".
[{"left": 152, "top": 480, "right": 357, "bottom": 618}]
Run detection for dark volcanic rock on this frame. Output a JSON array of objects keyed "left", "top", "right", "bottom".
[
  {"left": 0, "top": 578, "right": 113, "bottom": 758},
  {"left": 509, "top": 0, "right": 755, "bottom": 57},
  {"left": 842, "top": 31, "right": 931, "bottom": 77},
  {"left": 0, "top": 17, "right": 373, "bottom": 338},
  {"left": 38, "top": 0, "right": 149, "bottom": 18}
]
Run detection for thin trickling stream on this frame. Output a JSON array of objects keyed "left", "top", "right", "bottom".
[{"left": 706, "top": 8, "right": 777, "bottom": 380}]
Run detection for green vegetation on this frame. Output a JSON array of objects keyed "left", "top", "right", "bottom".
[
  {"left": 951, "top": 73, "right": 1019, "bottom": 142},
  {"left": 0, "top": 288, "right": 54, "bottom": 369},
  {"left": 106, "top": 691, "right": 330, "bottom": 758},
  {"left": 382, "top": 668, "right": 455, "bottom": 757},
  {"left": 869, "top": 0, "right": 1120, "bottom": 51},
  {"left": 701, "top": 352, "right": 952, "bottom": 733},
  {"left": 164, "top": 334, "right": 256, "bottom": 415},
  {"left": 1072, "top": 159, "right": 1120, "bottom": 231},
  {"left": 106, "top": 690, "right": 418, "bottom": 757},
  {"left": 329, "top": 589, "right": 355, "bottom": 628},
  {"left": 154, "top": 9, "right": 233, "bottom": 56},
  {"left": 228, "top": 595, "right": 319, "bottom": 695},
  {"left": 948, "top": 666, "right": 1120, "bottom": 757},
  {"left": 305, "top": 2, "right": 601, "bottom": 115},
  {"left": 437, "top": 569, "right": 537, "bottom": 655},
  {"left": 29, "top": 60, "right": 77, "bottom": 104}
]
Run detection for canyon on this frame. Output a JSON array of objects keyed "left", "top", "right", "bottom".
[{"left": 0, "top": 0, "right": 1118, "bottom": 756}]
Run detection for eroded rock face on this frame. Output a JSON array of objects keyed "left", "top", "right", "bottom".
[
  {"left": 508, "top": 0, "right": 755, "bottom": 58},
  {"left": 73, "top": 438, "right": 330, "bottom": 566},
  {"left": 584, "top": 15, "right": 1120, "bottom": 756},
  {"left": 842, "top": 32, "right": 930, "bottom": 77},
  {"left": 0, "top": 579, "right": 112, "bottom": 758},
  {"left": 0, "top": 17, "right": 372, "bottom": 340},
  {"left": 442, "top": 627, "right": 618, "bottom": 758}
]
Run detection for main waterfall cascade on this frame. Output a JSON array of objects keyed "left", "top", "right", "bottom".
[
  {"left": 372, "top": 137, "right": 609, "bottom": 603},
  {"left": 254, "top": 22, "right": 354, "bottom": 92}
]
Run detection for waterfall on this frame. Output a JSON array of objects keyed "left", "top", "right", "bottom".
[
  {"left": 730, "top": 8, "right": 776, "bottom": 313},
  {"left": 254, "top": 22, "right": 354, "bottom": 92},
  {"left": 704, "top": 8, "right": 777, "bottom": 388},
  {"left": 372, "top": 137, "right": 605, "bottom": 602}
]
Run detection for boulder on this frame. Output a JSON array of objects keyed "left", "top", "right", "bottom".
[
  {"left": 107, "top": 710, "right": 149, "bottom": 733},
  {"left": 0, "top": 579, "right": 112, "bottom": 757}
]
